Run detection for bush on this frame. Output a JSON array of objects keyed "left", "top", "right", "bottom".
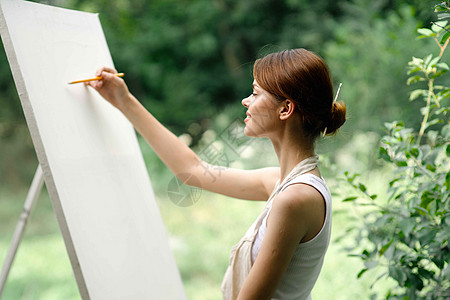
[{"left": 342, "top": 3, "right": 450, "bottom": 299}]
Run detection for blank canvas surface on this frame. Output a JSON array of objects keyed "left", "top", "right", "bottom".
[{"left": 0, "top": 1, "right": 186, "bottom": 299}]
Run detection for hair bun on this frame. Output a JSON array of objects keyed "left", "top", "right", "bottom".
[{"left": 325, "top": 101, "right": 346, "bottom": 135}]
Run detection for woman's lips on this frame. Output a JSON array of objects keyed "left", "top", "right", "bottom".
[{"left": 244, "top": 112, "right": 251, "bottom": 122}]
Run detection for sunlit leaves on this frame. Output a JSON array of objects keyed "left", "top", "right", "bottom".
[{"left": 417, "top": 28, "right": 435, "bottom": 37}]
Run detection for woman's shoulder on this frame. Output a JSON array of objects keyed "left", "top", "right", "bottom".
[
  {"left": 265, "top": 183, "right": 324, "bottom": 243},
  {"left": 270, "top": 182, "right": 326, "bottom": 242},
  {"left": 276, "top": 182, "right": 324, "bottom": 211}
]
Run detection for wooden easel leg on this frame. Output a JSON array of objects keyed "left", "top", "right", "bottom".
[{"left": 0, "top": 165, "right": 44, "bottom": 295}]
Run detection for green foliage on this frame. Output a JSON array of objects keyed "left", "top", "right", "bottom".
[
  {"left": 342, "top": 5, "right": 450, "bottom": 299},
  {"left": 0, "top": 0, "right": 439, "bottom": 185},
  {"left": 63, "top": 0, "right": 347, "bottom": 138},
  {"left": 324, "top": 1, "right": 437, "bottom": 135},
  {"left": 0, "top": 0, "right": 435, "bottom": 135}
]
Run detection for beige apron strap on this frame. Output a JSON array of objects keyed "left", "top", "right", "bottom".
[{"left": 221, "top": 155, "right": 319, "bottom": 300}]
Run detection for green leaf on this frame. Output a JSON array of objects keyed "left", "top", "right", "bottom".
[
  {"left": 405, "top": 151, "right": 411, "bottom": 159},
  {"left": 431, "top": 21, "right": 448, "bottom": 33},
  {"left": 379, "top": 147, "right": 391, "bottom": 162},
  {"left": 406, "top": 75, "right": 424, "bottom": 85},
  {"left": 417, "top": 28, "right": 435, "bottom": 37},
  {"left": 414, "top": 206, "right": 428, "bottom": 216},
  {"left": 384, "top": 121, "right": 397, "bottom": 130},
  {"left": 420, "top": 191, "right": 434, "bottom": 209},
  {"left": 424, "top": 54, "right": 433, "bottom": 67},
  {"left": 395, "top": 160, "right": 408, "bottom": 167},
  {"left": 432, "top": 257, "right": 445, "bottom": 269},
  {"left": 425, "top": 164, "right": 436, "bottom": 172},
  {"left": 389, "top": 178, "right": 399, "bottom": 187},
  {"left": 358, "top": 183, "right": 367, "bottom": 193},
  {"left": 418, "top": 268, "right": 435, "bottom": 280},
  {"left": 407, "top": 66, "right": 421, "bottom": 75},
  {"left": 435, "top": 4, "right": 449, "bottom": 12},
  {"left": 370, "top": 194, "right": 377, "bottom": 200},
  {"left": 357, "top": 268, "right": 368, "bottom": 278},
  {"left": 441, "top": 29, "right": 450, "bottom": 44},
  {"left": 437, "top": 62, "right": 449, "bottom": 70},
  {"left": 379, "top": 239, "right": 394, "bottom": 256},
  {"left": 438, "top": 13, "right": 450, "bottom": 20},
  {"left": 431, "top": 69, "right": 448, "bottom": 79},
  {"left": 346, "top": 173, "right": 359, "bottom": 183},
  {"left": 343, "top": 196, "right": 358, "bottom": 202},
  {"left": 426, "top": 118, "right": 443, "bottom": 128},
  {"left": 409, "top": 89, "right": 426, "bottom": 101},
  {"left": 429, "top": 56, "right": 441, "bottom": 68}
]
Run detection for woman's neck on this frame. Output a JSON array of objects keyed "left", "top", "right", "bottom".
[{"left": 270, "top": 128, "right": 315, "bottom": 183}]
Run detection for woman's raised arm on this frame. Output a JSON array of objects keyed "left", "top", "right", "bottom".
[{"left": 87, "top": 67, "right": 279, "bottom": 201}]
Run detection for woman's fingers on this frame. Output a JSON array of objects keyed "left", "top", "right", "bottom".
[
  {"left": 96, "top": 66, "right": 117, "bottom": 76},
  {"left": 85, "top": 66, "right": 117, "bottom": 90},
  {"left": 84, "top": 80, "right": 95, "bottom": 88},
  {"left": 95, "top": 80, "right": 103, "bottom": 89},
  {"left": 84, "top": 66, "right": 129, "bottom": 109},
  {"left": 86, "top": 66, "right": 124, "bottom": 94},
  {"left": 84, "top": 78, "right": 102, "bottom": 89}
]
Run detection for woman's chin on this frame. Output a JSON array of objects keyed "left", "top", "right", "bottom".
[{"left": 244, "top": 126, "right": 257, "bottom": 137}]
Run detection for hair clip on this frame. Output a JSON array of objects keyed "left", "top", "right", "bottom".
[
  {"left": 322, "top": 83, "right": 343, "bottom": 138},
  {"left": 333, "top": 82, "right": 343, "bottom": 104}
]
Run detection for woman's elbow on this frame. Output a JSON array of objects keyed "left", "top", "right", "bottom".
[{"left": 175, "top": 171, "right": 202, "bottom": 188}]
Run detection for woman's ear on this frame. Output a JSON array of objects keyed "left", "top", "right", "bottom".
[{"left": 279, "top": 99, "right": 296, "bottom": 120}]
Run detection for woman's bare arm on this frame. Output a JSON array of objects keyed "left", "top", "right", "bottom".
[
  {"left": 237, "top": 184, "right": 325, "bottom": 299},
  {"left": 87, "top": 67, "right": 280, "bottom": 200}
]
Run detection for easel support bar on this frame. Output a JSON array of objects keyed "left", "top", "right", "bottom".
[{"left": 0, "top": 165, "right": 44, "bottom": 294}]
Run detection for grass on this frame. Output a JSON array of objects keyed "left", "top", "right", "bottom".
[
  {"left": 0, "top": 186, "right": 79, "bottom": 300},
  {"left": 0, "top": 135, "right": 396, "bottom": 299}
]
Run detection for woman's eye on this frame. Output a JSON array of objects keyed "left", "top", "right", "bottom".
[{"left": 252, "top": 93, "right": 257, "bottom": 96}]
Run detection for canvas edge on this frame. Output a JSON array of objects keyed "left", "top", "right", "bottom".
[{"left": 0, "top": 0, "right": 90, "bottom": 299}]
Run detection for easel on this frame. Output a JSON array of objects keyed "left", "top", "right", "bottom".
[
  {"left": 0, "top": 165, "right": 44, "bottom": 295},
  {"left": 0, "top": 1, "right": 187, "bottom": 298}
]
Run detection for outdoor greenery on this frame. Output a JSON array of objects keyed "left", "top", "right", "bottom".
[
  {"left": 1, "top": 0, "right": 448, "bottom": 299},
  {"left": 0, "top": 0, "right": 437, "bottom": 185},
  {"left": 342, "top": 2, "right": 450, "bottom": 299}
]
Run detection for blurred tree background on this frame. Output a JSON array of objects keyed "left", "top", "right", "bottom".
[
  {"left": 0, "top": 0, "right": 446, "bottom": 299},
  {"left": 0, "top": 0, "right": 439, "bottom": 186}
]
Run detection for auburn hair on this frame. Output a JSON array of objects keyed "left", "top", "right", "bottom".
[{"left": 253, "top": 48, "right": 346, "bottom": 139}]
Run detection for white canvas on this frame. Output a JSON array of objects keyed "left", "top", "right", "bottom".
[{"left": 0, "top": 1, "right": 186, "bottom": 299}]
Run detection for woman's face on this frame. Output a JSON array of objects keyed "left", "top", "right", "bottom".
[{"left": 241, "top": 80, "right": 281, "bottom": 138}]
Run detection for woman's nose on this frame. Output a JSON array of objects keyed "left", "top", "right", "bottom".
[{"left": 242, "top": 95, "right": 250, "bottom": 108}]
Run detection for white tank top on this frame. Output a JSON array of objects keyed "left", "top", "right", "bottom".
[
  {"left": 221, "top": 156, "right": 321, "bottom": 300},
  {"left": 251, "top": 173, "right": 332, "bottom": 300}
]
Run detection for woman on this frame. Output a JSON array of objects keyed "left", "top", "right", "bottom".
[{"left": 87, "top": 48, "right": 346, "bottom": 300}]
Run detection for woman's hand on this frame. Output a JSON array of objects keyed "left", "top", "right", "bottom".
[{"left": 85, "top": 66, "right": 131, "bottom": 110}]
